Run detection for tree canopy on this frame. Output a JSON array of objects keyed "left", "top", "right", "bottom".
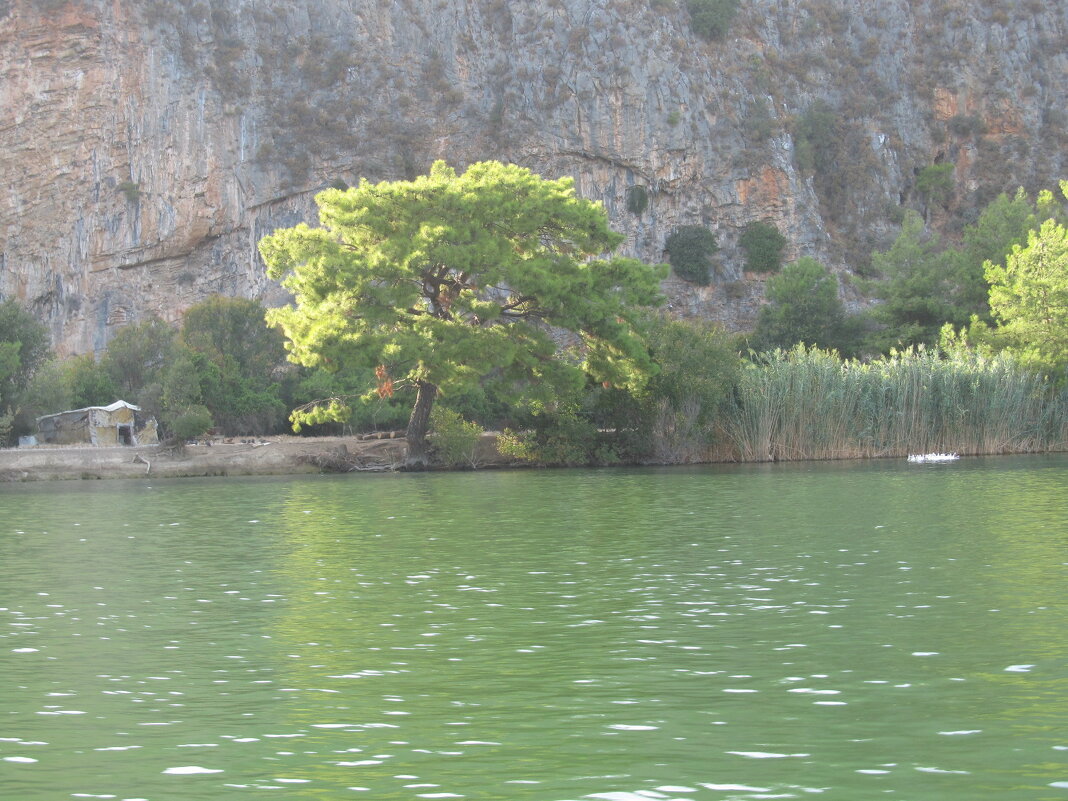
[
  {"left": 0, "top": 299, "right": 51, "bottom": 443},
  {"left": 752, "top": 257, "right": 853, "bottom": 354},
  {"left": 985, "top": 217, "right": 1068, "bottom": 377},
  {"left": 866, "top": 210, "right": 964, "bottom": 350},
  {"left": 259, "top": 160, "right": 666, "bottom": 467}
]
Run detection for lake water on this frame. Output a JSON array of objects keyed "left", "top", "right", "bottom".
[{"left": 1, "top": 456, "right": 1067, "bottom": 800}]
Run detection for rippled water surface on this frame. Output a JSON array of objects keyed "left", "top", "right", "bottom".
[{"left": 2, "top": 455, "right": 1067, "bottom": 800}]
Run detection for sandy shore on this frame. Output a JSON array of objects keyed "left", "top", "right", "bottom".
[{"left": 0, "top": 434, "right": 481, "bottom": 481}]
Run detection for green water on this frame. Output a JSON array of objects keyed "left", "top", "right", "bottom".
[{"left": 1, "top": 456, "right": 1067, "bottom": 800}]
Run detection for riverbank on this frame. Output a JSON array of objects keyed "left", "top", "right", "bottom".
[
  {"left": 3, "top": 433, "right": 1066, "bottom": 481},
  {"left": 0, "top": 435, "right": 468, "bottom": 481}
]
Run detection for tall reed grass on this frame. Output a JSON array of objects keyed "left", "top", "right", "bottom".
[{"left": 721, "top": 345, "right": 1068, "bottom": 461}]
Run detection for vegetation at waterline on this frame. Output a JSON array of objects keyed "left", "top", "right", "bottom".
[
  {"left": 258, "top": 160, "right": 666, "bottom": 469},
  {"left": 0, "top": 299, "right": 51, "bottom": 443},
  {"left": 2, "top": 297, "right": 295, "bottom": 445},
  {"left": 726, "top": 345, "right": 1067, "bottom": 462},
  {"left": 3, "top": 171, "right": 1067, "bottom": 468}
]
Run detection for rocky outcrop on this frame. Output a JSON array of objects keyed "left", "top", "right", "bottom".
[{"left": 2, "top": 0, "right": 1065, "bottom": 354}]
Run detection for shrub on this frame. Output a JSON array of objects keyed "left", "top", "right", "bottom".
[
  {"left": 637, "top": 316, "right": 742, "bottom": 462},
  {"left": 793, "top": 101, "right": 837, "bottom": 174},
  {"left": 626, "top": 185, "right": 649, "bottom": 215},
  {"left": 916, "top": 163, "right": 955, "bottom": 207},
  {"left": 948, "top": 114, "right": 986, "bottom": 138},
  {"left": 498, "top": 409, "right": 615, "bottom": 466},
  {"left": 739, "top": 220, "right": 787, "bottom": 273},
  {"left": 686, "top": 0, "right": 739, "bottom": 41},
  {"left": 428, "top": 407, "right": 484, "bottom": 468},
  {"left": 170, "top": 405, "right": 213, "bottom": 441},
  {"left": 665, "top": 225, "right": 718, "bottom": 284},
  {"left": 117, "top": 180, "right": 141, "bottom": 202}
]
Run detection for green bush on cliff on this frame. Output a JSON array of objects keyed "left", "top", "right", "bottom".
[
  {"left": 739, "top": 220, "right": 787, "bottom": 273},
  {"left": 687, "top": 0, "right": 740, "bottom": 41},
  {"left": 626, "top": 185, "right": 649, "bottom": 215},
  {"left": 665, "top": 225, "right": 718, "bottom": 284}
]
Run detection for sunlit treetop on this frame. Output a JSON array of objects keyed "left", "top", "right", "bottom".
[{"left": 258, "top": 160, "right": 666, "bottom": 466}]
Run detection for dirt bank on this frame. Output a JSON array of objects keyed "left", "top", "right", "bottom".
[{"left": 0, "top": 434, "right": 508, "bottom": 481}]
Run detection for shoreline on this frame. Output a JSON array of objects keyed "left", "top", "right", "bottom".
[
  {"left": 1, "top": 433, "right": 1063, "bottom": 482},
  {"left": 0, "top": 435, "right": 415, "bottom": 482}
]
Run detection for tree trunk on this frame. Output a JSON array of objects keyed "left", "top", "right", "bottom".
[{"left": 403, "top": 380, "right": 438, "bottom": 470}]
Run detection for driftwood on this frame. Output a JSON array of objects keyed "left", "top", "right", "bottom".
[
  {"left": 357, "top": 429, "right": 406, "bottom": 441},
  {"left": 299, "top": 443, "right": 398, "bottom": 473},
  {"left": 132, "top": 453, "right": 151, "bottom": 474}
]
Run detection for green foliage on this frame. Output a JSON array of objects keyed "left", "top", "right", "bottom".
[
  {"left": 985, "top": 218, "right": 1068, "bottom": 378},
  {"left": 915, "top": 163, "right": 955, "bottom": 207},
  {"left": 19, "top": 359, "right": 73, "bottom": 423},
  {"left": 428, "top": 407, "right": 484, "bottom": 468},
  {"left": 64, "top": 354, "right": 119, "bottom": 409},
  {"left": 498, "top": 402, "right": 616, "bottom": 467},
  {"left": 865, "top": 211, "right": 965, "bottom": 351},
  {"left": 665, "top": 225, "right": 718, "bottom": 284},
  {"left": 0, "top": 341, "right": 19, "bottom": 393},
  {"left": 793, "top": 100, "right": 837, "bottom": 175},
  {"left": 0, "top": 299, "right": 51, "bottom": 443},
  {"left": 169, "top": 404, "right": 214, "bottom": 441},
  {"left": 116, "top": 180, "right": 141, "bottom": 202},
  {"left": 287, "top": 365, "right": 410, "bottom": 434},
  {"left": 635, "top": 316, "right": 741, "bottom": 462},
  {"left": 955, "top": 188, "right": 1049, "bottom": 319},
  {"left": 0, "top": 300, "right": 49, "bottom": 400},
  {"left": 161, "top": 350, "right": 205, "bottom": 430},
  {"left": 686, "top": 0, "right": 739, "bottom": 40},
  {"left": 947, "top": 114, "right": 985, "bottom": 137},
  {"left": 175, "top": 296, "right": 288, "bottom": 434},
  {"left": 259, "top": 160, "right": 666, "bottom": 466},
  {"left": 752, "top": 258, "right": 855, "bottom": 353},
  {"left": 102, "top": 316, "right": 177, "bottom": 419},
  {"left": 743, "top": 96, "right": 777, "bottom": 141},
  {"left": 626, "top": 185, "right": 649, "bottom": 215},
  {"left": 739, "top": 220, "right": 787, "bottom": 273}
]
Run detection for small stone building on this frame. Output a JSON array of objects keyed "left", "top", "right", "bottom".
[{"left": 36, "top": 400, "right": 158, "bottom": 446}]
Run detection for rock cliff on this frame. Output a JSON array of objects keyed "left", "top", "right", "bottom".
[{"left": 2, "top": 0, "right": 1065, "bottom": 354}]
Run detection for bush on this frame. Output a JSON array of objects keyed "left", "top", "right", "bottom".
[
  {"left": 665, "top": 225, "right": 718, "bottom": 284},
  {"left": 428, "top": 407, "right": 484, "bottom": 468},
  {"left": 686, "top": 0, "right": 739, "bottom": 40},
  {"left": 117, "top": 180, "right": 140, "bottom": 202},
  {"left": 626, "top": 185, "right": 649, "bottom": 215},
  {"left": 793, "top": 100, "right": 837, "bottom": 174},
  {"left": 637, "top": 315, "right": 742, "bottom": 462},
  {"left": 739, "top": 220, "right": 787, "bottom": 273},
  {"left": 498, "top": 404, "right": 619, "bottom": 466},
  {"left": 169, "top": 405, "right": 213, "bottom": 441},
  {"left": 916, "top": 163, "right": 955, "bottom": 207}
]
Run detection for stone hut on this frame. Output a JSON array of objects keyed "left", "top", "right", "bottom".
[{"left": 36, "top": 401, "right": 158, "bottom": 446}]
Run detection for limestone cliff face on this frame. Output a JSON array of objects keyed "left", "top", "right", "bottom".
[{"left": 2, "top": 0, "right": 1065, "bottom": 354}]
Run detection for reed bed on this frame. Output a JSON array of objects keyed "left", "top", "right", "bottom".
[{"left": 722, "top": 346, "right": 1068, "bottom": 461}]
